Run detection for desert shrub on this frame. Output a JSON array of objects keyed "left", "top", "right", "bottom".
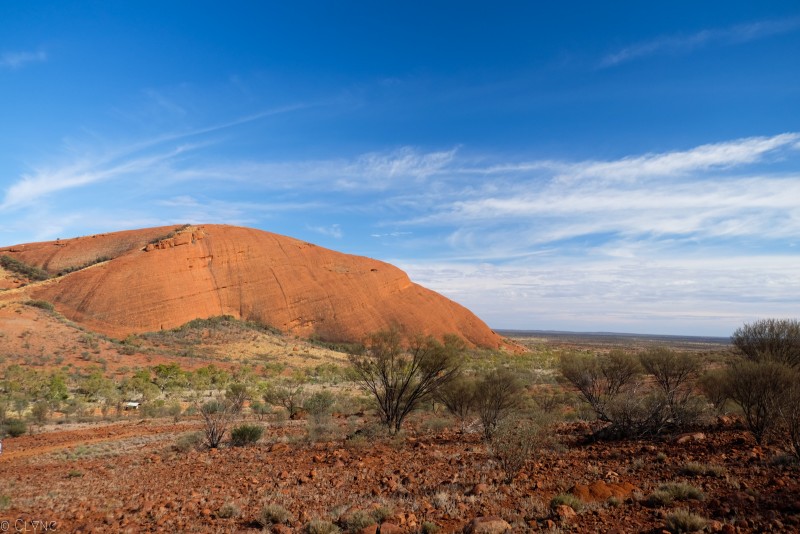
[
  {"left": 639, "top": 347, "right": 703, "bottom": 428},
  {"left": 603, "top": 390, "right": 669, "bottom": 438},
  {"left": 435, "top": 374, "right": 477, "bottom": 432},
  {"left": 225, "top": 382, "right": 251, "bottom": 413},
  {"left": 217, "top": 502, "right": 241, "bottom": 519},
  {"left": 781, "top": 381, "right": 800, "bottom": 458},
  {"left": 264, "top": 381, "right": 306, "bottom": 419},
  {"left": 174, "top": 432, "right": 204, "bottom": 453},
  {"left": 371, "top": 506, "right": 392, "bottom": 524},
  {"left": 304, "top": 391, "right": 336, "bottom": 424},
  {"left": 259, "top": 503, "right": 293, "bottom": 526},
  {"left": 732, "top": 318, "right": 800, "bottom": 368},
  {"left": 250, "top": 400, "right": 272, "bottom": 420},
  {"left": 723, "top": 360, "right": 794, "bottom": 444},
  {"left": 0, "top": 255, "right": 49, "bottom": 281},
  {"left": 475, "top": 369, "right": 523, "bottom": 439},
  {"left": 166, "top": 401, "right": 183, "bottom": 422},
  {"left": 488, "top": 414, "right": 550, "bottom": 483},
  {"left": 420, "top": 521, "right": 440, "bottom": 534},
  {"left": 559, "top": 350, "right": 640, "bottom": 424},
  {"left": 341, "top": 509, "right": 374, "bottom": 531},
  {"left": 4, "top": 418, "right": 27, "bottom": 437},
  {"left": 141, "top": 400, "right": 167, "bottom": 418},
  {"left": 24, "top": 300, "right": 55, "bottom": 312},
  {"left": 0, "top": 495, "right": 10, "bottom": 510},
  {"left": 664, "top": 508, "right": 707, "bottom": 533},
  {"left": 680, "top": 462, "right": 727, "bottom": 478},
  {"left": 230, "top": 423, "right": 263, "bottom": 446},
  {"left": 698, "top": 369, "right": 729, "bottom": 415},
  {"left": 30, "top": 400, "right": 50, "bottom": 425},
  {"left": 306, "top": 519, "right": 340, "bottom": 534},
  {"left": 646, "top": 482, "right": 704, "bottom": 507},
  {"left": 549, "top": 493, "right": 583, "bottom": 513},
  {"left": 199, "top": 399, "right": 235, "bottom": 448},
  {"left": 56, "top": 256, "right": 111, "bottom": 276},
  {"left": 348, "top": 329, "right": 463, "bottom": 434}
]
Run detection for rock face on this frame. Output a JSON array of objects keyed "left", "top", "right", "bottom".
[{"left": 2, "top": 224, "right": 507, "bottom": 348}]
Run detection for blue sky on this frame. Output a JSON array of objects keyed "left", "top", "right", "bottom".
[{"left": 2, "top": 2, "right": 799, "bottom": 336}]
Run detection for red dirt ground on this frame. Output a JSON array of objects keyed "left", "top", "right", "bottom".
[{"left": 1, "top": 416, "right": 798, "bottom": 533}]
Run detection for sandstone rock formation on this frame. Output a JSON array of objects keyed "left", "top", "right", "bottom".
[{"left": 1, "top": 224, "right": 507, "bottom": 348}]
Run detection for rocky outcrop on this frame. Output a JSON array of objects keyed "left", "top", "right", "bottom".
[{"left": 5, "top": 224, "right": 507, "bottom": 348}]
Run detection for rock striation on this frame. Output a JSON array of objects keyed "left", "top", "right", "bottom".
[{"left": 2, "top": 224, "right": 507, "bottom": 348}]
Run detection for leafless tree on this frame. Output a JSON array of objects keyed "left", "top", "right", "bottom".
[
  {"left": 349, "top": 329, "right": 463, "bottom": 433},
  {"left": 199, "top": 398, "right": 235, "bottom": 448}
]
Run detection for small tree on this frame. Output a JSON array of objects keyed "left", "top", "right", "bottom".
[
  {"left": 199, "top": 399, "right": 235, "bottom": 448},
  {"left": 639, "top": 347, "right": 701, "bottom": 427},
  {"left": 303, "top": 391, "right": 336, "bottom": 425},
  {"left": 559, "top": 350, "right": 640, "bottom": 423},
  {"left": 264, "top": 381, "right": 306, "bottom": 419},
  {"left": 780, "top": 381, "right": 800, "bottom": 459},
  {"left": 31, "top": 400, "right": 50, "bottom": 426},
  {"left": 724, "top": 360, "right": 793, "bottom": 444},
  {"left": 225, "top": 382, "right": 251, "bottom": 414},
  {"left": 474, "top": 369, "right": 522, "bottom": 439},
  {"left": 435, "top": 375, "right": 477, "bottom": 432},
  {"left": 731, "top": 318, "right": 800, "bottom": 368},
  {"left": 488, "top": 414, "right": 550, "bottom": 483},
  {"left": 348, "top": 329, "right": 463, "bottom": 434},
  {"left": 699, "top": 369, "right": 729, "bottom": 415}
]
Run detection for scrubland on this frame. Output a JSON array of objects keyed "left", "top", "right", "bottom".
[{"left": 1, "top": 307, "right": 799, "bottom": 533}]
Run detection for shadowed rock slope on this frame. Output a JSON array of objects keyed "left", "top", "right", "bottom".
[{"left": 1, "top": 224, "right": 507, "bottom": 348}]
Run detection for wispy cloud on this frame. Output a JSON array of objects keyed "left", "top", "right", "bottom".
[
  {"left": 0, "top": 144, "right": 198, "bottom": 210},
  {"left": 0, "top": 49, "right": 47, "bottom": 69},
  {"left": 0, "top": 105, "right": 311, "bottom": 211},
  {"left": 168, "top": 146, "right": 458, "bottom": 191},
  {"left": 599, "top": 17, "right": 800, "bottom": 68},
  {"left": 308, "top": 224, "right": 343, "bottom": 239}
]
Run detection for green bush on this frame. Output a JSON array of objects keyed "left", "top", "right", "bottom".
[
  {"left": 306, "top": 519, "right": 340, "bottom": 534},
  {"left": 723, "top": 360, "right": 794, "bottom": 444},
  {"left": 550, "top": 493, "right": 583, "bottom": 513},
  {"left": 680, "top": 462, "right": 727, "bottom": 477},
  {"left": 664, "top": 508, "right": 707, "bottom": 533},
  {"left": 258, "top": 503, "right": 293, "bottom": 526},
  {"left": 0, "top": 255, "right": 49, "bottom": 281},
  {"left": 217, "top": 502, "right": 241, "bottom": 519},
  {"left": 230, "top": 423, "right": 263, "bottom": 446},
  {"left": 341, "top": 509, "right": 374, "bottom": 531},
  {"left": 24, "top": 300, "right": 55, "bottom": 312},
  {"left": 303, "top": 391, "right": 335, "bottom": 423},
  {"left": 646, "top": 482, "right": 704, "bottom": 507},
  {"left": 174, "top": 432, "right": 204, "bottom": 453},
  {"left": 4, "top": 418, "right": 27, "bottom": 437}
]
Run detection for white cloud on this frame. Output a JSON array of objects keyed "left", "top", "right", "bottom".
[
  {"left": 0, "top": 105, "right": 313, "bottom": 211},
  {"left": 0, "top": 144, "right": 197, "bottom": 210},
  {"left": 308, "top": 224, "right": 343, "bottom": 239},
  {"left": 599, "top": 17, "right": 800, "bottom": 68},
  {"left": 565, "top": 133, "right": 799, "bottom": 182},
  {"left": 399, "top": 252, "right": 800, "bottom": 335},
  {"left": 0, "top": 49, "right": 47, "bottom": 69}
]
